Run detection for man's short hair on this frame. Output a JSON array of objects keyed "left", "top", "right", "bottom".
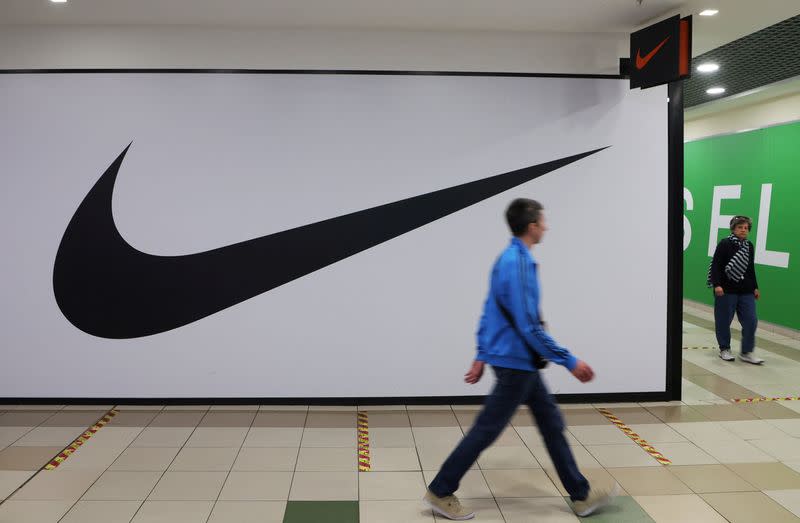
[
  {"left": 730, "top": 215, "right": 752, "bottom": 231},
  {"left": 506, "top": 198, "right": 544, "bottom": 236}
]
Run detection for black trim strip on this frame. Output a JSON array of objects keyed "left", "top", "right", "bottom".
[
  {"left": 1, "top": 392, "right": 671, "bottom": 406},
  {"left": 666, "top": 81, "right": 684, "bottom": 400},
  {"left": 0, "top": 68, "right": 624, "bottom": 79}
]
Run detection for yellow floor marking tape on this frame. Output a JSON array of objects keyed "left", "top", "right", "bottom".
[
  {"left": 44, "top": 409, "right": 118, "bottom": 470},
  {"left": 357, "top": 411, "right": 371, "bottom": 472},
  {"left": 597, "top": 408, "right": 672, "bottom": 465},
  {"left": 732, "top": 396, "right": 800, "bottom": 403}
]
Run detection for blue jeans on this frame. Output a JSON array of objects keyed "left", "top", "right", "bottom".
[
  {"left": 428, "top": 366, "right": 589, "bottom": 501},
  {"left": 714, "top": 293, "right": 757, "bottom": 354}
]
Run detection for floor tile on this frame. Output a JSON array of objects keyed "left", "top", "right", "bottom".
[
  {"left": 252, "top": 412, "right": 307, "bottom": 428},
  {"left": 738, "top": 402, "right": 800, "bottom": 420},
  {"left": 106, "top": 411, "right": 160, "bottom": 427},
  {"left": 369, "top": 427, "right": 415, "bottom": 448},
  {"left": 11, "top": 468, "right": 99, "bottom": 501},
  {"left": 516, "top": 426, "right": 580, "bottom": 447},
  {"left": 62, "top": 405, "right": 114, "bottom": 411},
  {"left": 749, "top": 437, "right": 800, "bottom": 461},
  {"left": 726, "top": 462, "right": 800, "bottom": 490},
  {"left": 243, "top": 427, "right": 303, "bottom": 447},
  {"left": 309, "top": 406, "right": 358, "bottom": 412},
  {"left": 0, "top": 470, "right": 34, "bottom": 499},
  {"left": 60, "top": 500, "right": 143, "bottom": 523},
  {"left": 169, "top": 447, "right": 238, "bottom": 471},
  {"left": 40, "top": 411, "right": 108, "bottom": 427},
  {"left": 764, "top": 490, "right": 800, "bottom": 518},
  {"left": 603, "top": 407, "right": 663, "bottom": 425},
  {"left": 199, "top": 412, "right": 256, "bottom": 428},
  {"left": 544, "top": 467, "right": 628, "bottom": 497},
  {"left": 0, "top": 445, "right": 62, "bottom": 471},
  {"left": 13, "top": 426, "right": 86, "bottom": 446},
  {"left": 691, "top": 405, "right": 760, "bottom": 421},
  {"left": 0, "top": 411, "right": 57, "bottom": 427},
  {"left": 305, "top": 412, "right": 356, "bottom": 429},
  {"left": 607, "top": 467, "right": 692, "bottom": 495},
  {"left": 131, "top": 428, "right": 194, "bottom": 448},
  {"left": 83, "top": 471, "right": 162, "bottom": 500},
  {"left": 411, "top": 427, "right": 464, "bottom": 448},
  {"left": 301, "top": 428, "right": 356, "bottom": 448},
  {"left": 528, "top": 445, "right": 601, "bottom": 469},
  {"left": 232, "top": 447, "right": 298, "bottom": 471},
  {"left": 359, "top": 471, "right": 426, "bottom": 500},
  {"left": 148, "top": 471, "right": 227, "bottom": 501},
  {"left": 585, "top": 445, "right": 660, "bottom": 468},
  {"left": 296, "top": 447, "right": 356, "bottom": 471},
  {"left": 85, "top": 427, "right": 143, "bottom": 448},
  {"left": 0, "top": 500, "right": 73, "bottom": 523},
  {"left": 209, "top": 405, "right": 260, "bottom": 411},
  {"left": 161, "top": 405, "right": 210, "bottom": 411},
  {"left": 667, "top": 421, "right": 740, "bottom": 442},
  {"left": 415, "top": 444, "right": 476, "bottom": 471},
  {"left": 422, "top": 469, "right": 493, "bottom": 499},
  {"left": 0, "top": 427, "right": 33, "bottom": 449},
  {"left": 483, "top": 468, "right": 560, "bottom": 497},
  {"left": 56, "top": 446, "right": 125, "bottom": 471},
  {"left": 563, "top": 409, "right": 611, "bottom": 426},
  {"left": 207, "top": 500, "right": 286, "bottom": 523},
  {"left": 365, "top": 412, "right": 411, "bottom": 428},
  {"left": 720, "top": 419, "right": 790, "bottom": 440},
  {"left": 644, "top": 405, "right": 709, "bottom": 423},
  {"left": 569, "top": 425, "right": 637, "bottom": 445},
  {"left": 185, "top": 428, "right": 247, "bottom": 448},
  {"left": 289, "top": 471, "right": 358, "bottom": 500},
  {"left": 766, "top": 419, "right": 800, "bottom": 437},
  {"left": 115, "top": 405, "right": 164, "bottom": 411},
  {"left": 633, "top": 494, "right": 727, "bottom": 522},
  {"left": 477, "top": 446, "right": 540, "bottom": 469},
  {"left": 695, "top": 439, "right": 778, "bottom": 463},
  {"left": 369, "top": 447, "right": 420, "bottom": 471},
  {"left": 668, "top": 464, "right": 757, "bottom": 493},
  {"left": 496, "top": 496, "right": 580, "bottom": 522},
  {"left": 218, "top": 471, "right": 293, "bottom": 501},
  {"left": 109, "top": 447, "right": 180, "bottom": 471},
  {"left": 701, "top": 491, "right": 799, "bottom": 523},
  {"left": 148, "top": 411, "right": 205, "bottom": 428},
  {"left": 283, "top": 500, "right": 358, "bottom": 523},
  {"left": 131, "top": 500, "right": 214, "bottom": 522},
  {"left": 258, "top": 406, "right": 308, "bottom": 412},
  {"left": 361, "top": 499, "right": 434, "bottom": 522},
  {"left": 408, "top": 410, "right": 459, "bottom": 428},
  {"left": 569, "top": 495, "right": 654, "bottom": 523},
  {"left": 626, "top": 424, "right": 688, "bottom": 443}
]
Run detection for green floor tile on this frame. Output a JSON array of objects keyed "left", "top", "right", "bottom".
[
  {"left": 283, "top": 501, "right": 359, "bottom": 523},
  {"left": 566, "top": 496, "right": 654, "bottom": 523}
]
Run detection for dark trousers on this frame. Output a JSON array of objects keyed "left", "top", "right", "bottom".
[
  {"left": 714, "top": 293, "right": 757, "bottom": 354},
  {"left": 428, "top": 366, "right": 589, "bottom": 501}
]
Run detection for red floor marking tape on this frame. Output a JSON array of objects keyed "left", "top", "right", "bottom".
[
  {"left": 44, "top": 409, "right": 118, "bottom": 470},
  {"left": 597, "top": 408, "right": 672, "bottom": 465},
  {"left": 357, "top": 411, "right": 371, "bottom": 472},
  {"left": 732, "top": 396, "right": 800, "bottom": 403}
]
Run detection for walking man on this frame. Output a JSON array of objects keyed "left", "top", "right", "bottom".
[{"left": 424, "top": 198, "right": 618, "bottom": 520}]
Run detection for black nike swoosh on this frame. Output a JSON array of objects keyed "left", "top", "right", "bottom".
[{"left": 53, "top": 144, "right": 607, "bottom": 339}]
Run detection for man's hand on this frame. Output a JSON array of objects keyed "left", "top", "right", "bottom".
[
  {"left": 571, "top": 360, "right": 595, "bottom": 383},
  {"left": 714, "top": 286, "right": 724, "bottom": 297},
  {"left": 465, "top": 361, "right": 485, "bottom": 384},
  {"left": 754, "top": 289, "right": 761, "bottom": 300}
]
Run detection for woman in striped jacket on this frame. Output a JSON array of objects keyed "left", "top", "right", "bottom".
[{"left": 708, "top": 215, "right": 764, "bottom": 365}]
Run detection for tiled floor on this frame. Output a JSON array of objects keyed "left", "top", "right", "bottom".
[{"left": 0, "top": 311, "right": 799, "bottom": 522}]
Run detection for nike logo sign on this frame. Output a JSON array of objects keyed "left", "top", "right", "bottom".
[
  {"left": 635, "top": 36, "right": 670, "bottom": 70},
  {"left": 53, "top": 144, "right": 607, "bottom": 339}
]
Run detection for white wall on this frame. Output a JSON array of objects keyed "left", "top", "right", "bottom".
[
  {"left": 0, "top": 25, "right": 627, "bottom": 73},
  {"left": 685, "top": 91, "right": 800, "bottom": 141}
]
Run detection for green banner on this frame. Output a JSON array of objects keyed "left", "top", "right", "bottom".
[{"left": 684, "top": 120, "right": 799, "bottom": 330}]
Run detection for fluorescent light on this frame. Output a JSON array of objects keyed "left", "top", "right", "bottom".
[
  {"left": 696, "top": 63, "right": 719, "bottom": 73},
  {"left": 50, "top": 0, "right": 68, "bottom": 3},
  {"left": 699, "top": 9, "right": 719, "bottom": 16},
  {"left": 706, "top": 87, "right": 726, "bottom": 95}
]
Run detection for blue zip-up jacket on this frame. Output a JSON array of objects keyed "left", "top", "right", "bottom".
[{"left": 476, "top": 237, "right": 578, "bottom": 372}]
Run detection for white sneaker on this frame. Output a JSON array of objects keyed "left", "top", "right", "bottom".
[
  {"left": 740, "top": 353, "right": 764, "bottom": 365},
  {"left": 719, "top": 349, "right": 735, "bottom": 361}
]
